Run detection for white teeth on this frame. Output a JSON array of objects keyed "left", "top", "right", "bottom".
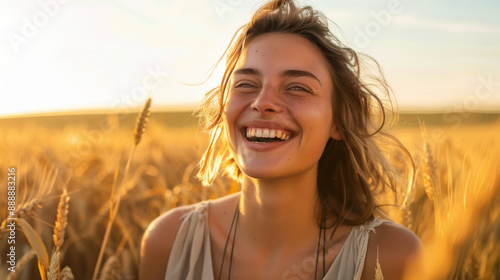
[
  {"left": 262, "top": 129, "right": 270, "bottom": 137},
  {"left": 256, "top": 129, "right": 263, "bottom": 137},
  {"left": 246, "top": 128, "right": 291, "bottom": 141},
  {"left": 245, "top": 128, "right": 256, "bottom": 138}
]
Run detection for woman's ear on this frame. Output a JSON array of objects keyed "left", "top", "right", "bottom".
[{"left": 330, "top": 125, "right": 342, "bottom": 140}]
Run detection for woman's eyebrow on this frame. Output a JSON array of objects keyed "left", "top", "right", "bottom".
[
  {"left": 233, "top": 68, "right": 260, "bottom": 76},
  {"left": 281, "top": 69, "right": 322, "bottom": 86},
  {"left": 233, "top": 68, "right": 322, "bottom": 86}
]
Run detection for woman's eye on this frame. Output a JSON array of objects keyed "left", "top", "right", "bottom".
[
  {"left": 234, "top": 81, "right": 255, "bottom": 88},
  {"left": 289, "top": 85, "right": 311, "bottom": 93}
]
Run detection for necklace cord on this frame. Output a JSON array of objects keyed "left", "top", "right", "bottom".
[
  {"left": 218, "top": 199, "right": 240, "bottom": 280},
  {"left": 315, "top": 209, "right": 328, "bottom": 280},
  {"left": 322, "top": 212, "right": 326, "bottom": 277},
  {"left": 219, "top": 198, "right": 327, "bottom": 280},
  {"left": 314, "top": 225, "right": 321, "bottom": 280},
  {"left": 227, "top": 208, "right": 239, "bottom": 278}
]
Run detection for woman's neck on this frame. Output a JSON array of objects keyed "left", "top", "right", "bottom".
[{"left": 237, "top": 170, "right": 321, "bottom": 258}]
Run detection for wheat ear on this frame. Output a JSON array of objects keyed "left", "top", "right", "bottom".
[
  {"left": 1, "top": 167, "right": 55, "bottom": 231},
  {"left": 402, "top": 207, "right": 414, "bottom": 231},
  {"left": 16, "top": 199, "right": 43, "bottom": 219},
  {"left": 423, "top": 140, "right": 437, "bottom": 201},
  {"left": 6, "top": 250, "right": 36, "bottom": 280},
  {"left": 92, "top": 97, "right": 151, "bottom": 280},
  {"left": 53, "top": 188, "right": 70, "bottom": 250},
  {"left": 134, "top": 97, "right": 151, "bottom": 146},
  {"left": 98, "top": 255, "right": 121, "bottom": 280},
  {"left": 465, "top": 248, "right": 480, "bottom": 279},
  {"left": 48, "top": 250, "right": 59, "bottom": 280},
  {"left": 60, "top": 266, "right": 74, "bottom": 280},
  {"left": 1, "top": 200, "right": 44, "bottom": 233}
]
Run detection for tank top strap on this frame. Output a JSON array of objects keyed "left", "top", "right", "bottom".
[
  {"left": 359, "top": 217, "right": 385, "bottom": 233},
  {"left": 352, "top": 217, "right": 387, "bottom": 280},
  {"left": 180, "top": 200, "right": 210, "bottom": 220},
  {"left": 165, "top": 200, "right": 214, "bottom": 280},
  {"left": 325, "top": 217, "right": 387, "bottom": 280}
]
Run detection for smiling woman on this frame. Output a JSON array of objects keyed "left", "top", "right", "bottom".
[
  {"left": 224, "top": 33, "right": 340, "bottom": 181},
  {"left": 140, "top": 1, "right": 423, "bottom": 280}
]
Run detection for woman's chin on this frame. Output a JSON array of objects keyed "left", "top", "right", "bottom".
[{"left": 240, "top": 167, "right": 286, "bottom": 181}]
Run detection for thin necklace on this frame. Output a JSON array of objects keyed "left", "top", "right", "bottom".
[
  {"left": 315, "top": 210, "right": 327, "bottom": 279},
  {"left": 218, "top": 199, "right": 240, "bottom": 280},
  {"left": 218, "top": 200, "right": 327, "bottom": 280}
]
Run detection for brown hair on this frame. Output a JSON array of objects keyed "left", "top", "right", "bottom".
[{"left": 197, "top": 0, "right": 414, "bottom": 227}]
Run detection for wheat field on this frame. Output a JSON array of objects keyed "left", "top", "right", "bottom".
[{"left": 0, "top": 105, "right": 499, "bottom": 279}]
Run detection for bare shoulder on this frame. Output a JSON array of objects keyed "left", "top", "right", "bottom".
[
  {"left": 139, "top": 204, "right": 196, "bottom": 280},
  {"left": 139, "top": 193, "right": 240, "bottom": 280},
  {"left": 208, "top": 192, "right": 241, "bottom": 216},
  {"left": 361, "top": 221, "right": 424, "bottom": 280}
]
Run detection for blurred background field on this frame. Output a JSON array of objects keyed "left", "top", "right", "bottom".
[
  {"left": 1, "top": 110, "right": 499, "bottom": 279},
  {"left": 3, "top": 1, "right": 499, "bottom": 279}
]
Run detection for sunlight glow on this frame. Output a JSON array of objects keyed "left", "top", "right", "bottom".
[{"left": 1, "top": 0, "right": 499, "bottom": 117}]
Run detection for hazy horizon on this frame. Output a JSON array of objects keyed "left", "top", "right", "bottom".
[{"left": 2, "top": 0, "right": 500, "bottom": 117}]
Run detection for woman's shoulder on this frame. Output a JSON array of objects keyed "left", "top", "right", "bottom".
[
  {"left": 139, "top": 193, "right": 241, "bottom": 279},
  {"left": 360, "top": 219, "right": 424, "bottom": 280},
  {"left": 139, "top": 203, "right": 197, "bottom": 280}
]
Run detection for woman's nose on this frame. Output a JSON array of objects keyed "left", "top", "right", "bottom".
[{"left": 250, "top": 86, "right": 282, "bottom": 114}]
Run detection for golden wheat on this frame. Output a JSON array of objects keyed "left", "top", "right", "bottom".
[
  {"left": 15, "top": 200, "right": 43, "bottom": 220},
  {"left": 1, "top": 112, "right": 498, "bottom": 280},
  {"left": 48, "top": 250, "right": 59, "bottom": 280},
  {"left": 60, "top": 266, "right": 74, "bottom": 280},
  {"left": 5, "top": 250, "right": 35, "bottom": 280},
  {"left": 98, "top": 256, "right": 121, "bottom": 280},
  {"left": 422, "top": 141, "right": 437, "bottom": 201},
  {"left": 464, "top": 249, "right": 480, "bottom": 279},
  {"left": 53, "top": 189, "right": 70, "bottom": 250},
  {"left": 134, "top": 97, "right": 152, "bottom": 146},
  {"left": 92, "top": 97, "right": 152, "bottom": 280},
  {"left": 1, "top": 167, "right": 57, "bottom": 232}
]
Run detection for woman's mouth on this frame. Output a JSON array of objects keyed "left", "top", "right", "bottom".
[{"left": 245, "top": 127, "right": 292, "bottom": 143}]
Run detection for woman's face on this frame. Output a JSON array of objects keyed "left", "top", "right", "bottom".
[{"left": 223, "top": 32, "right": 341, "bottom": 180}]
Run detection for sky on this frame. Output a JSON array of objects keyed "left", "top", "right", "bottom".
[{"left": 1, "top": 0, "right": 500, "bottom": 117}]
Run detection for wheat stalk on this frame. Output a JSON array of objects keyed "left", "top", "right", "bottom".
[
  {"left": 1, "top": 200, "right": 44, "bottom": 233},
  {"left": 92, "top": 97, "right": 151, "bottom": 280},
  {"left": 402, "top": 207, "right": 413, "bottom": 231},
  {"left": 98, "top": 255, "right": 121, "bottom": 280},
  {"left": 422, "top": 141, "right": 437, "bottom": 201},
  {"left": 134, "top": 97, "right": 151, "bottom": 146},
  {"left": 464, "top": 248, "right": 480, "bottom": 279},
  {"left": 48, "top": 250, "right": 60, "bottom": 280},
  {"left": 60, "top": 266, "right": 74, "bottom": 280},
  {"left": 415, "top": 163, "right": 499, "bottom": 280},
  {"left": 417, "top": 120, "right": 437, "bottom": 202},
  {"left": 120, "top": 249, "right": 134, "bottom": 277},
  {"left": 6, "top": 250, "right": 36, "bottom": 280},
  {"left": 16, "top": 199, "right": 43, "bottom": 219},
  {"left": 53, "top": 189, "right": 70, "bottom": 251},
  {"left": 1, "top": 167, "right": 56, "bottom": 232}
]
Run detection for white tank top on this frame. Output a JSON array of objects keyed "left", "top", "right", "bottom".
[{"left": 165, "top": 201, "right": 386, "bottom": 280}]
